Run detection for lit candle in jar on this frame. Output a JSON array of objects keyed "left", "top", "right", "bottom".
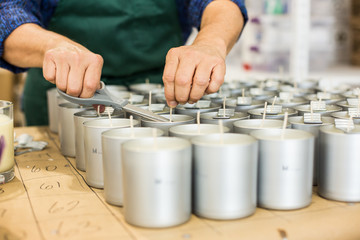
[{"left": 0, "top": 101, "right": 14, "bottom": 183}]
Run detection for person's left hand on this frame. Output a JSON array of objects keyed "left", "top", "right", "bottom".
[{"left": 162, "top": 43, "right": 226, "bottom": 107}]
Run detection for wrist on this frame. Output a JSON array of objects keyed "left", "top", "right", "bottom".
[{"left": 192, "top": 35, "right": 228, "bottom": 59}]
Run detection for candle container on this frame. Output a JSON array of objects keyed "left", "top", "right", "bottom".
[
  {"left": 248, "top": 89, "right": 275, "bottom": 101},
  {"left": 266, "top": 97, "right": 308, "bottom": 108},
  {"left": 233, "top": 119, "right": 290, "bottom": 135},
  {"left": 141, "top": 114, "right": 195, "bottom": 136},
  {"left": 47, "top": 89, "right": 69, "bottom": 133},
  {"left": 305, "top": 93, "right": 344, "bottom": 105},
  {"left": 129, "top": 82, "right": 162, "bottom": 95},
  {"left": 74, "top": 109, "right": 124, "bottom": 171},
  {"left": 318, "top": 124, "right": 360, "bottom": 202},
  {"left": 84, "top": 118, "right": 140, "bottom": 188},
  {"left": 102, "top": 127, "right": 164, "bottom": 206},
  {"left": 225, "top": 98, "right": 264, "bottom": 113},
  {"left": 201, "top": 91, "right": 232, "bottom": 104},
  {"left": 175, "top": 102, "right": 221, "bottom": 118},
  {"left": 289, "top": 116, "right": 334, "bottom": 185},
  {"left": 46, "top": 88, "right": 59, "bottom": 133},
  {"left": 250, "top": 129, "right": 314, "bottom": 210},
  {"left": 191, "top": 133, "right": 258, "bottom": 220},
  {"left": 336, "top": 100, "right": 358, "bottom": 111},
  {"left": 331, "top": 111, "right": 360, "bottom": 124},
  {"left": 122, "top": 137, "right": 192, "bottom": 228},
  {"left": 0, "top": 101, "right": 14, "bottom": 183},
  {"left": 58, "top": 103, "right": 85, "bottom": 157},
  {"left": 294, "top": 104, "right": 342, "bottom": 117},
  {"left": 248, "top": 107, "right": 298, "bottom": 120},
  {"left": 200, "top": 112, "right": 249, "bottom": 132},
  {"left": 106, "top": 85, "right": 128, "bottom": 94},
  {"left": 169, "top": 124, "right": 230, "bottom": 140}
]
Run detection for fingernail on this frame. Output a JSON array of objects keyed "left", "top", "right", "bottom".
[{"left": 169, "top": 101, "right": 178, "bottom": 107}]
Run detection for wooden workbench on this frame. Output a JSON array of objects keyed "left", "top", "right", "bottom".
[{"left": 1, "top": 126, "right": 360, "bottom": 240}]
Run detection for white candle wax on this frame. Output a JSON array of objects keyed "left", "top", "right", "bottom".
[{"left": 0, "top": 114, "right": 14, "bottom": 173}]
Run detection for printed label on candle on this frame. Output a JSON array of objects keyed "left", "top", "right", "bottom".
[{"left": 0, "top": 115, "right": 14, "bottom": 173}]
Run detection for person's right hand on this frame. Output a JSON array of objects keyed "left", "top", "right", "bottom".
[{"left": 42, "top": 41, "right": 104, "bottom": 98}]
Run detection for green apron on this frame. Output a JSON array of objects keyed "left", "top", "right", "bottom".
[{"left": 24, "top": 0, "right": 182, "bottom": 126}]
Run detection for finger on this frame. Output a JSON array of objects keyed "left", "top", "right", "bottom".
[
  {"left": 43, "top": 52, "right": 56, "bottom": 84},
  {"left": 163, "top": 48, "right": 179, "bottom": 107},
  {"left": 80, "top": 54, "right": 103, "bottom": 98},
  {"left": 66, "top": 63, "right": 86, "bottom": 97},
  {"left": 174, "top": 59, "right": 196, "bottom": 105},
  {"left": 189, "top": 61, "right": 212, "bottom": 103},
  {"left": 206, "top": 62, "right": 226, "bottom": 94},
  {"left": 54, "top": 59, "right": 70, "bottom": 92}
]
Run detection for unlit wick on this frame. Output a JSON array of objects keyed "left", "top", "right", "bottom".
[
  {"left": 218, "top": 119, "right": 224, "bottom": 145},
  {"left": 169, "top": 107, "right": 173, "bottom": 123},
  {"left": 130, "top": 115, "right": 135, "bottom": 138},
  {"left": 148, "top": 91, "right": 152, "bottom": 112},
  {"left": 223, "top": 96, "right": 227, "bottom": 117},
  {"left": 260, "top": 102, "right": 268, "bottom": 128},
  {"left": 107, "top": 108, "right": 113, "bottom": 127},
  {"left": 145, "top": 78, "right": 150, "bottom": 84},
  {"left": 271, "top": 96, "right": 277, "bottom": 113},
  {"left": 242, "top": 88, "right": 245, "bottom": 98},
  {"left": 197, "top": 110, "right": 201, "bottom": 134},
  {"left": 97, "top": 105, "right": 101, "bottom": 117},
  {"left": 281, "top": 111, "right": 289, "bottom": 140}
]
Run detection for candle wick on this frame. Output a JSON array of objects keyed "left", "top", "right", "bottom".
[
  {"left": 169, "top": 107, "right": 173, "bottom": 123},
  {"left": 148, "top": 91, "right": 152, "bottom": 112},
  {"left": 242, "top": 88, "right": 245, "bottom": 98},
  {"left": 97, "top": 105, "right": 100, "bottom": 117},
  {"left": 261, "top": 102, "right": 267, "bottom": 128},
  {"left": 271, "top": 96, "right": 277, "bottom": 113},
  {"left": 107, "top": 108, "right": 112, "bottom": 127},
  {"left": 197, "top": 111, "right": 201, "bottom": 134},
  {"left": 130, "top": 115, "right": 135, "bottom": 138}
]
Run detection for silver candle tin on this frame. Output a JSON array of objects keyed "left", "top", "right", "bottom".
[
  {"left": 58, "top": 103, "right": 85, "bottom": 157},
  {"left": 74, "top": 109, "right": 124, "bottom": 171},
  {"left": 250, "top": 129, "right": 315, "bottom": 210},
  {"left": 175, "top": 103, "right": 221, "bottom": 117},
  {"left": 102, "top": 127, "right": 164, "bottom": 206},
  {"left": 83, "top": 118, "right": 140, "bottom": 188},
  {"left": 294, "top": 104, "right": 342, "bottom": 116},
  {"left": 141, "top": 114, "right": 195, "bottom": 136},
  {"left": 248, "top": 107, "right": 298, "bottom": 120},
  {"left": 200, "top": 112, "right": 249, "bottom": 132},
  {"left": 191, "top": 133, "right": 258, "bottom": 220},
  {"left": 46, "top": 88, "right": 59, "bottom": 133},
  {"left": 336, "top": 100, "right": 358, "bottom": 111},
  {"left": 318, "top": 124, "right": 360, "bottom": 202},
  {"left": 122, "top": 137, "right": 192, "bottom": 228},
  {"left": 169, "top": 124, "right": 230, "bottom": 140},
  {"left": 288, "top": 116, "right": 334, "bottom": 185},
  {"left": 233, "top": 119, "right": 290, "bottom": 135},
  {"left": 331, "top": 111, "right": 360, "bottom": 124}
]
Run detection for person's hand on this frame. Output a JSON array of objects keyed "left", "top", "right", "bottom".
[
  {"left": 42, "top": 41, "right": 103, "bottom": 98},
  {"left": 162, "top": 42, "right": 226, "bottom": 107}
]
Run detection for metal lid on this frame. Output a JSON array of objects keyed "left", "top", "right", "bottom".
[
  {"left": 250, "top": 128, "right": 314, "bottom": 141},
  {"left": 102, "top": 127, "right": 164, "bottom": 139},
  {"left": 191, "top": 133, "right": 257, "bottom": 146}
]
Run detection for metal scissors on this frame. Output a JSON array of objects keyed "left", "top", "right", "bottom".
[{"left": 57, "top": 81, "right": 168, "bottom": 122}]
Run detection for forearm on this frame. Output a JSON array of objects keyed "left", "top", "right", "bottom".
[
  {"left": 193, "top": 0, "right": 244, "bottom": 57},
  {"left": 2, "top": 23, "right": 85, "bottom": 68}
]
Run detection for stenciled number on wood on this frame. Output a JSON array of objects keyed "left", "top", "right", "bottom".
[
  {"left": 31, "top": 165, "right": 58, "bottom": 173},
  {"left": 55, "top": 220, "right": 101, "bottom": 237},
  {"left": 40, "top": 181, "right": 61, "bottom": 190}
]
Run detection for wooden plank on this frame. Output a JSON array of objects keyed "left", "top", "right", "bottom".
[{"left": 0, "top": 126, "right": 360, "bottom": 240}]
